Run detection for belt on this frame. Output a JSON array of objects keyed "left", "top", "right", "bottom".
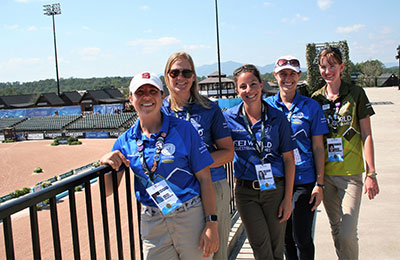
[
  {"left": 141, "top": 195, "right": 201, "bottom": 216},
  {"left": 236, "top": 177, "right": 284, "bottom": 191}
]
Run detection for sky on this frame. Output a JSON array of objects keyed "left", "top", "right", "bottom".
[{"left": 1, "top": 0, "right": 399, "bottom": 83}]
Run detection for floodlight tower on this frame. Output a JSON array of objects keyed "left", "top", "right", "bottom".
[
  {"left": 43, "top": 3, "right": 61, "bottom": 96},
  {"left": 396, "top": 45, "right": 400, "bottom": 90},
  {"left": 215, "top": 0, "right": 222, "bottom": 98}
]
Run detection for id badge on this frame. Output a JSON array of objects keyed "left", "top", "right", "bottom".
[
  {"left": 327, "top": 138, "right": 344, "bottom": 162},
  {"left": 293, "top": 148, "right": 302, "bottom": 165},
  {"left": 255, "top": 163, "right": 276, "bottom": 191},
  {"left": 146, "top": 180, "right": 182, "bottom": 215}
]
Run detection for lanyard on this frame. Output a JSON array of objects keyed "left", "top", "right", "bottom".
[
  {"left": 173, "top": 97, "right": 193, "bottom": 121},
  {"left": 137, "top": 131, "right": 167, "bottom": 182},
  {"left": 241, "top": 102, "right": 266, "bottom": 163}
]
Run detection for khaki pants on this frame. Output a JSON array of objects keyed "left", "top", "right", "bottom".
[
  {"left": 213, "top": 179, "right": 231, "bottom": 260},
  {"left": 235, "top": 178, "right": 286, "bottom": 260},
  {"left": 141, "top": 199, "right": 212, "bottom": 260},
  {"left": 323, "top": 174, "right": 363, "bottom": 260}
]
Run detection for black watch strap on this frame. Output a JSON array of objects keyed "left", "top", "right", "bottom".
[{"left": 205, "top": 214, "right": 218, "bottom": 222}]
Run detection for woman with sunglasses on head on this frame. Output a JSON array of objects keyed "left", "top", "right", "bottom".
[
  {"left": 266, "top": 56, "right": 329, "bottom": 260},
  {"left": 161, "top": 51, "right": 234, "bottom": 260},
  {"left": 100, "top": 72, "right": 219, "bottom": 259},
  {"left": 311, "top": 47, "right": 380, "bottom": 260},
  {"left": 224, "top": 64, "right": 296, "bottom": 260}
]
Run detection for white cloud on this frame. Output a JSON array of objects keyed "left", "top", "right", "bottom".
[
  {"left": 263, "top": 2, "right": 271, "bottom": 6},
  {"left": 140, "top": 5, "right": 149, "bottom": 10},
  {"left": 76, "top": 47, "right": 101, "bottom": 61},
  {"left": 317, "top": 0, "right": 333, "bottom": 10},
  {"left": 27, "top": 26, "right": 37, "bottom": 31},
  {"left": 127, "top": 37, "right": 181, "bottom": 53},
  {"left": 282, "top": 14, "right": 310, "bottom": 24},
  {"left": 144, "top": 29, "right": 152, "bottom": 33},
  {"left": 381, "top": 26, "right": 393, "bottom": 35},
  {"left": 183, "top": 44, "right": 211, "bottom": 51},
  {"left": 336, "top": 24, "right": 365, "bottom": 34},
  {"left": 82, "top": 26, "right": 90, "bottom": 30},
  {"left": 4, "top": 24, "right": 19, "bottom": 30}
]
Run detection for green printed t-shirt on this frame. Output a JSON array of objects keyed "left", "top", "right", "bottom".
[{"left": 312, "top": 82, "right": 375, "bottom": 176}]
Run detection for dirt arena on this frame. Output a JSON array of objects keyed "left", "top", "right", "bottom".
[{"left": 0, "top": 138, "right": 141, "bottom": 259}]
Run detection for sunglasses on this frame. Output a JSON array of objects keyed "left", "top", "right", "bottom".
[
  {"left": 168, "top": 69, "right": 194, "bottom": 79},
  {"left": 277, "top": 59, "right": 300, "bottom": 67},
  {"left": 233, "top": 64, "right": 259, "bottom": 76}
]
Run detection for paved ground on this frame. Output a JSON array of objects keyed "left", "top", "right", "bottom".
[{"left": 235, "top": 86, "right": 400, "bottom": 259}]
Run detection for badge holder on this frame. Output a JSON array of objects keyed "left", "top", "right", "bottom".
[
  {"left": 327, "top": 137, "right": 344, "bottom": 162},
  {"left": 255, "top": 163, "right": 276, "bottom": 191},
  {"left": 146, "top": 180, "right": 182, "bottom": 215}
]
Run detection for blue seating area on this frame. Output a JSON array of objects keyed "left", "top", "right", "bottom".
[
  {"left": 14, "top": 115, "right": 81, "bottom": 131},
  {"left": 0, "top": 117, "right": 26, "bottom": 129},
  {"left": 66, "top": 113, "right": 137, "bottom": 130}
]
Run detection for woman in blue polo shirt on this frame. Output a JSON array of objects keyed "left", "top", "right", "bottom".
[
  {"left": 161, "top": 51, "right": 234, "bottom": 260},
  {"left": 266, "top": 56, "right": 329, "bottom": 260},
  {"left": 100, "top": 72, "right": 219, "bottom": 259},
  {"left": 224, "top": 64, "right": 296, "bottom": 260}
]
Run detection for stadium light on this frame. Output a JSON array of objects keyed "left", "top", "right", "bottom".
[
  {"left": 43, "top": 3, "right": 61, "bottom": 96},
  {"left": 396, "top": 45, "right": 400, "bottom": 90},
  {"left": 214, "top": 0, "right": 222, "bottom": 98}
]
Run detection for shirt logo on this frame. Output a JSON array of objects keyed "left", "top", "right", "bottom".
[{"left": 162, "top": 143, "right": 175, "bottom": 156}]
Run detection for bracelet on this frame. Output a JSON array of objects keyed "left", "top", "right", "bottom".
[
  {"left": 366, "top": 172, "right": 377, "bottom": 178},
  {"left": 316, "top": 183, "right": 325, "bottom": 189}
]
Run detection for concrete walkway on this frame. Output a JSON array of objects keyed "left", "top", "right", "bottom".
[{"left": 233, "top": 87, "right": 400, "bottom": 260}]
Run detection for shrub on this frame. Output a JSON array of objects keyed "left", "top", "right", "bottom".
[
  {"left": 34, "top": 167, "right": 43, "bottom": 173},
  {"left": 10, "top": 187, "right": 31, "bottom": 198}
]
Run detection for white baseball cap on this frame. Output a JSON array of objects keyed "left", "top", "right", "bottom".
[
  {"left": 274, "top": 55, "right": 301, "bottom": 73},
  {"left": 129, "top": 72, "right": 164, "bottom": 93}
]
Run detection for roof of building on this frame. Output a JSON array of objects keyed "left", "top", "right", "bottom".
[
  {"left": 80, "top": 89, "right": 121, "bottom": 104},
  {"left": 0, "top": 94, "right": 38, "bottom": 108},
  {"left": 35, "top": 93, "right": 65, "bottom": 106}
]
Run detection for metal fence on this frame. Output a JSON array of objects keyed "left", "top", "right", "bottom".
[{"left": 0, "top": 163, "right": 237, "bottom": 260}]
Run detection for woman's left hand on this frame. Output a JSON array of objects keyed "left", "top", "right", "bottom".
[
  {"left": 364, "top": 176, "right": 380, "bottom": 200},
  {"left": 310, "top": 186, "right": 324, "bottom": 211},
  {"left": 278, "top": 197, "right": 292, "bottom": 223},
  {"left": 199, "top": 222, "right": 219, "bottom": 258}
]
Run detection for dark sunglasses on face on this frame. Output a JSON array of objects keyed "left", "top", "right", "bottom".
[
  {"left": 168, "top": 69, "right": 194, "bottom": 79},
  {"left": 277, "top": 59, "right": 300, "bottom": 67}
]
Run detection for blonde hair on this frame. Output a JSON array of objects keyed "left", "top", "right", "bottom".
[{"left": 164, "top": 51, "right": 210, "bottom": 111}]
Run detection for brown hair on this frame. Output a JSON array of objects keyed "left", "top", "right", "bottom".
[
  {"left": 318, "top": 47, "right": 343, "bottom": 66},
  {"left": 164, "top": 51, "right": 210, "bottom": 111},
  {"left": 232, "top": 64, "right": 262, "bottom": 85}
]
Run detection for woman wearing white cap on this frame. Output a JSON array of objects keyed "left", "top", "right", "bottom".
[
  {"left": 266, "top": 56, "right": 329, "bottom": 260},
  {"left": 100, "top": 72, "right": 219, "bottom": 259},
  {"left": 162, "top": 51, "right": 234, "bottom": 260}
]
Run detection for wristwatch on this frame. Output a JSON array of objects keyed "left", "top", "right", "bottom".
[
  {"left": 316, "top": 183, "right": 325, "bottom": 189},
  {"left": 366, "top": 172, "right": 378, "bottom": 178},
  {"left": 205, "top": 214, "right": 218, "bottom": 222}
]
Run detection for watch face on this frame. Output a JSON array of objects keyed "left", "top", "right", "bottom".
[{"left": 211, "top": 215, "right": 218, "bottom": 221}]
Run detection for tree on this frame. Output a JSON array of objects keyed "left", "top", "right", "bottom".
[{"left": 358, "top": 60, "right": 384, "bottom": 87}]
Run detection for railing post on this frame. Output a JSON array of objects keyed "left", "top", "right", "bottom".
[
  {"left": 49, "top": 196, "right": 62, "bottom": 259},
  {"left": 29, "top": 205, "right": 41, "bottom": 259},
  {"left": 69, "top": 187, "right": 81, "bottom": 260},
  {"left": 3, "top": 216, "right": 15, "bottom": 260},
  {"left": 99, "top": 174, "right": 111, "bottom": 260},
  {"left": 112, "top": 170, "right": 124, "bottom": 259},
  {"left": 84, "top": 180, "right": 97, "bottom": 260},
  {"left": 124, "top": 167, "right": 136, "bottom": 260}
]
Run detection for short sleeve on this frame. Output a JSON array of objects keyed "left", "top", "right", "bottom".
[{"left": 357, "top": 87, "right": 375, "bottom": 120}]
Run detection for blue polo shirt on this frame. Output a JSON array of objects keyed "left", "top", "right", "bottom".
[
  {"left": 266, "top": 92, "right": 329, "bottom": 185},
  {"left": 112, "top": 112, "right": 214, "bottom": 207},
  {"left": 224, "top": 101, "right": 296, "bottom": 181},
  {"left": 162, "top": 97, "right": 231, "bottom": 182}
]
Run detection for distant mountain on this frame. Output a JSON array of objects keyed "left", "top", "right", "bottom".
[
  {"left": 196, "top": 61, "right": 306, "bottom": 77},
  {"left": 384, "top": 62, "right": 398, "bottom": 68}
]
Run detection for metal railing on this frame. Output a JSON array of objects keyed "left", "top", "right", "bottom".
[{"left": 0, "top": 163, "right": 237, "bottom": 260}]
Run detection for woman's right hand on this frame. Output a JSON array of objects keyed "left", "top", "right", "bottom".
[{"left": 100, "top": 151, "right": 130, "bottom": 170}]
